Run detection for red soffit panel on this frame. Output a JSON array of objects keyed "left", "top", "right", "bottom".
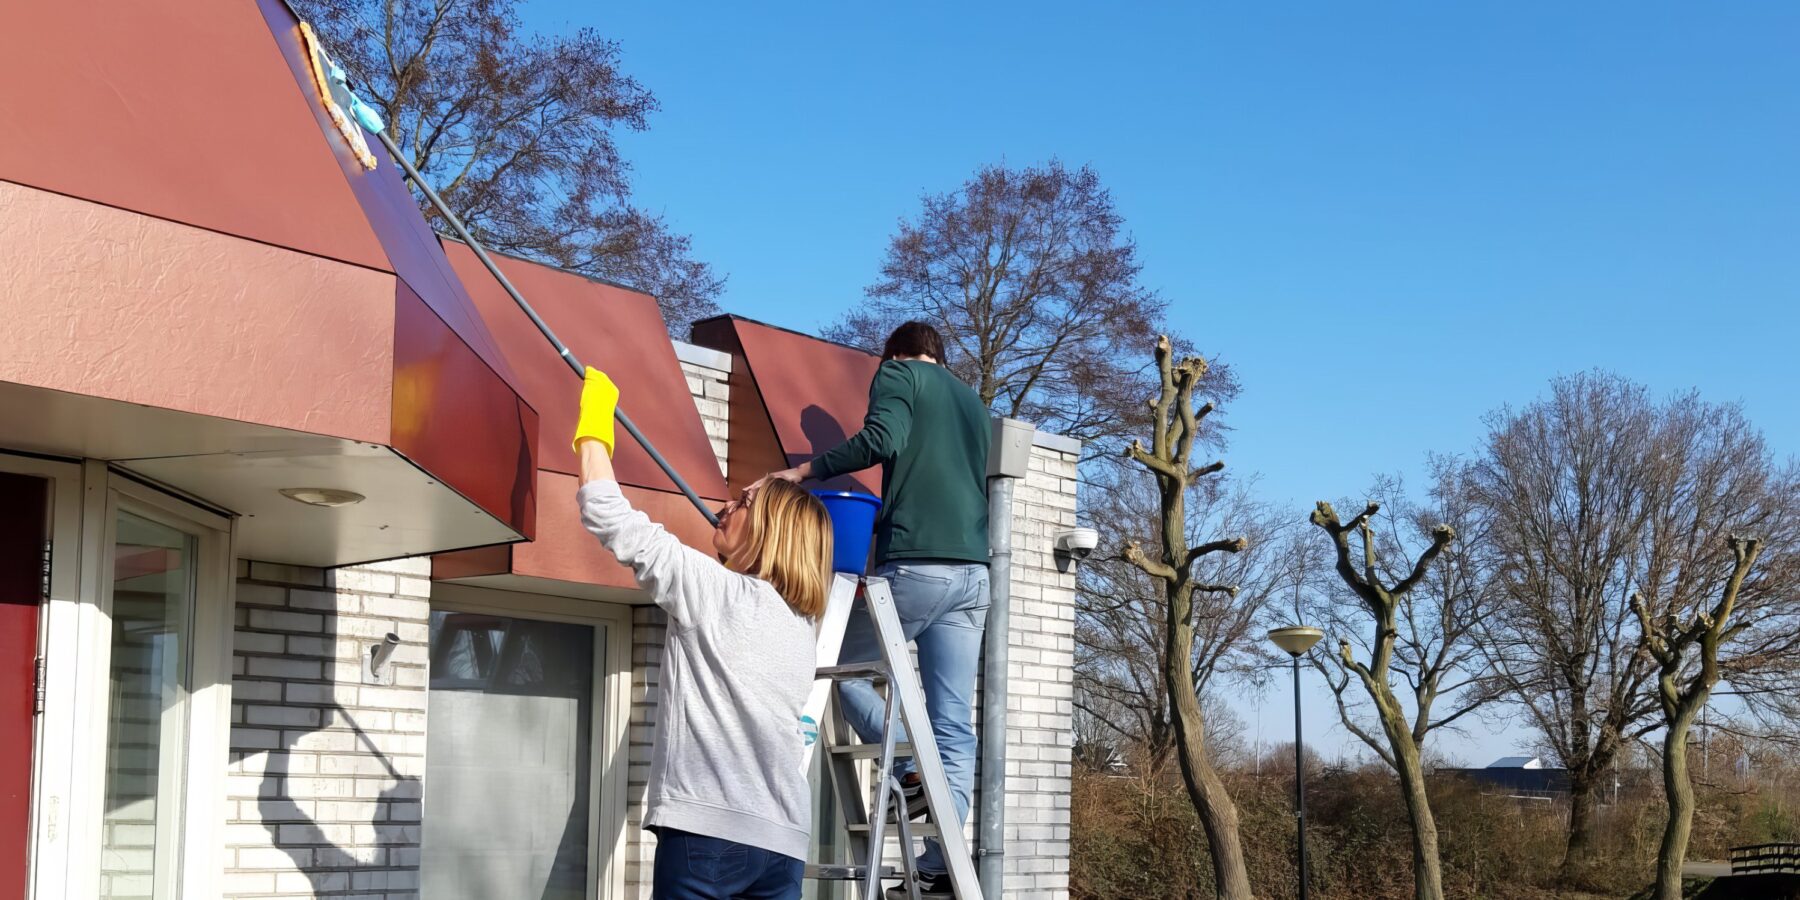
[
  {"left": 431, "top": 472, "right": 717, "bottom": 593},
  {"left": 391, "top": 284, "right": 538, "bottom": 539},
  {"left": 512, "top": 471, "right": 717, "bottom": 590},
  {"left": 701, "top": 317, "right": 882, "bottom": 496},
  {"left": 253, "top": 0, "right": 522, "bottom": 394},
  {"left": 0, "top": 0, "right": 388, "bottom": 273},
  {"left": 444, "top": 242, "right": 728, "bottom": 501}
]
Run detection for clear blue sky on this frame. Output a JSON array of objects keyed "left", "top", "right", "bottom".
[{"left": 529, "top": 1, "right": 1800, "bottom": 763}]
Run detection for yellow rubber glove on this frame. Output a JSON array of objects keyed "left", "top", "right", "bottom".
[{"left": 572, "top": 366, "right": 620, "bottom": 456}]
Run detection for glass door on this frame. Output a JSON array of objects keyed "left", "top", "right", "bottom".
[
  {"left": 97, "top": 510, "right": 195, "bottom": 900},
  {"left": 422, "top": 610, "right": 605, "bottom": 900},
  {"left": 20, "top": 460, "right": 233, "bottom": 900}
]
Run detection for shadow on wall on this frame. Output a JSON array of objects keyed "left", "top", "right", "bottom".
[
  {"left": 252, "top": 570, "right": 422, "bottom": 896},
  {"left": 799, "top": 403, "right": 869, "bottom": 494},
  {"left": 244, "top": 568, "right": 597, "bottom": 899},
  {"left": 256, "top": 708, "right": 421, "bottom": 893},
  {"left": 799, "top": 403, "right": 850, "bottom": 460}
]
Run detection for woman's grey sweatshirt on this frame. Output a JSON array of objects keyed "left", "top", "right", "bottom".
[{"left": 578, "top": 480, "right": 816, "bottom": 860}]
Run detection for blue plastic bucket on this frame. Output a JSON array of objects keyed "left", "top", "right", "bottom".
[{"left": 812, "top": 490, "right": 882, "bottom": 574}]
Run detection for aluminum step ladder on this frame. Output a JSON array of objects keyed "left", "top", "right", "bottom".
[{"left": 801, "top": 573, "right": 985, "bottom": 900}]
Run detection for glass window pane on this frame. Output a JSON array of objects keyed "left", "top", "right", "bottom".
[
  {"left": 100, "top": 511, "right": 193, "bottom": 900},
  {"left": 423, "top": 613, "right": 597, "bottom": 900}
]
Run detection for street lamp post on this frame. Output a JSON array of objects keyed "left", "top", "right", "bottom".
[{"left": 1268, "top": 625, "right": 1324, "bottom": 900}]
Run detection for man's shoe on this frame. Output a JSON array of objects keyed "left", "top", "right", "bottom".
[
  {"left": 884, "top": 772, "right": 929, "bottom": 823},
  {"left": 885, "top": 872, "right": 953, "bottom": 899}
]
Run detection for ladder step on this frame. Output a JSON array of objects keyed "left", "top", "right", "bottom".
[
  {"left": 847, "top": 821, "right": 939, "bottom": 837},
  {"left": 804, "top": 863, "right": 897, "bottom": 881},
  {"left": 816, "top": 662, "right": 888, "bottom": 681},
  {"left": 830, "top": 742, "right": 913, "bottom": 759}
]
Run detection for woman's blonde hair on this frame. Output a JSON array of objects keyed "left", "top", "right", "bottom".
[{"left": 729, "top": 480, "right": 835, "bottom": 619}]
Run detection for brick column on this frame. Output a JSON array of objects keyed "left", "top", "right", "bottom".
[{"left": 999, "top": 438, "right": 1079, "bottom": 898}]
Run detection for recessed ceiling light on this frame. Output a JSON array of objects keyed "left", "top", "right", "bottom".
[{"left": 279, "top": 488, "right": 366, "bottom": 508}]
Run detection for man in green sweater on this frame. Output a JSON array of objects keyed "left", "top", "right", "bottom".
[{"left": 758, "top": 321, "right": 990, "bottom": 899}]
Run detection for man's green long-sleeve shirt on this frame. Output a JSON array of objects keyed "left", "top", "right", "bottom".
[{"left": 810, "top": 360, "right": 991, "bottom": 566}]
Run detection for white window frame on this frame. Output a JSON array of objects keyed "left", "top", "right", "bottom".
[
  {"left": 20, "top": 457, "right": 234, "bottom": 900},
  {"left": 427, "top": 582, "right": 634, "bottom": 900}
]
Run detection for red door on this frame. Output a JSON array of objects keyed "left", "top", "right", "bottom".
[{"left": 0, "top": 473, "right": 47, "bottom": 900}]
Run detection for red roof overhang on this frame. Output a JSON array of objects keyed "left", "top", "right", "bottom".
[
  {"left": 689, "top": 316, "right": 882, "bottom": 497},
  {"left": 431, "top": 244, "right": 728, "bottom": 599},
  {"left": 0, "top": 0, "right": 538, "bottom": 566}
]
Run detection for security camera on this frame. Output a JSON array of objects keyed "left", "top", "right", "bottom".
[{"left": 1055, "top": 527, "right": 1099, "bottom": 561}]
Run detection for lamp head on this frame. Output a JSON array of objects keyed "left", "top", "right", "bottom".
[{"left": 1267, "top": 625, "right": 1325, "bottom": 657}]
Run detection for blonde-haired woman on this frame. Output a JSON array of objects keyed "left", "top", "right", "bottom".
[{"left": 573, "top": 368, "right": 832, "bottom": 899}]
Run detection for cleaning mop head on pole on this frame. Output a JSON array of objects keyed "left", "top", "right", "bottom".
[
  {"left": 297, "top": 22, "right": 378, "bottom": 170},
  {"left": 303, "top": 19, "right": 719, "bottom": 526}
]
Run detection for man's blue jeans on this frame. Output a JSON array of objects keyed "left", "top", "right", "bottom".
[{"left": 836, "top": 560, "right": 989, "bottom": 877}]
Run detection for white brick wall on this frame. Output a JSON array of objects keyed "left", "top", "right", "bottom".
[
  {"left": 675, "top": 340, "right": 732, "bottom": 470},
  {"left": 623, "top": 606, "right": 669, "bottom": 898},
  {"left": 223, "top": 558, "right": 431, "bottom": 899}
]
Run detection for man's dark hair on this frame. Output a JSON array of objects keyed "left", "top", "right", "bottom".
[{"left": 882, "top": 321, "right": 946, "bottom": 362}]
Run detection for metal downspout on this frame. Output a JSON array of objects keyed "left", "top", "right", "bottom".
[{"left": 978, "top": 473, "right": 1015, "bottom": 896}]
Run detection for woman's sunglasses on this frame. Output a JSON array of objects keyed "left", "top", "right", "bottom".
[{"left": 714, "top": 490, "right": 753, "bottom": 523}]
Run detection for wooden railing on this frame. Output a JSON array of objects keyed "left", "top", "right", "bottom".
[{"left": 1729, "top": 842, "right": 1800, "bottom": 875}]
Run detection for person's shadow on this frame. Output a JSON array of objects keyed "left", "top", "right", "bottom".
[
  {"left": 257, "top": 706, "right": 421, "bottom": 891},
  {"left": 799, "top": 403, "right": 877, "bottom": 495},
  {"left": 251, "top": 582, "right": 592, "bottom": 900},
  {"left": 252, "top": 572, "right": 421, "bottom": 895}
]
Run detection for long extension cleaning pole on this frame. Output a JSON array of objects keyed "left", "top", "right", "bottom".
[{"left": 371, "top": 129, "right": 719, "bottom": 527}]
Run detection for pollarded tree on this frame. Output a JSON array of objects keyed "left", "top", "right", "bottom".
[
  {"left": 1634, "top": 537, "right": 1762, "bottom": 900},
  {"left": 1077, "top": 468, "right": 1298, "bottom": 764},
  {"left": 1119, "top": 335, "right": 1256, "bottom": 900},
  {"left": 1307, "top": 487, "right": 1459, "bottom": 900}
]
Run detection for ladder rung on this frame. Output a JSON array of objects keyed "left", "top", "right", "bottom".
[
  {"left": 830, "top": 742, "right": 913, "bottom": 758},
  {"left": 816, "top": 662, "right": 889, "bottom": 681},
  {"left": 805, "top": 863, "right": 897, "bottom": 881},
  {"left": 847, "top": 821, "right": 939, "bottom": 837}
]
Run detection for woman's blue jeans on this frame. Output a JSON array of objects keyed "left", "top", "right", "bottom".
[
  {"left": 835, "top": 560, "right": 990, "bottom": 877},
  {"left": 651, "top": 827, "right": 802, "bottom": 899}
]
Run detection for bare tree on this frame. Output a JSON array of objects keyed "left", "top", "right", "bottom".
[
  {"left": 1118, "top": 335, "right": 1256, "bottom": 899},
  {"left": 826, "top": 160, "right": 1235, "bottom": 451},
  {"left": 1635, "top": 538, "right": 1761, "bottom": 900},
  {"left": 297, "top": 0, "right": 723, "bottom": 332},
  {"left": 1077, "top": 468, "right": 1297, "bottom": 763},
  {"left": 1307, "top": 482, "right": 1459, "bottom": 900},
  {"left": 1471, "top": 374, "right": 1669, "bottom": 882},
  {"left": 1470, "top": 372, "right": 1800, "bottom": 884}
]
